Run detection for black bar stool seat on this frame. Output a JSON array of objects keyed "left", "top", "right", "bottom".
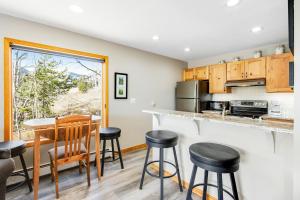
[
  {"left": 140, "top": 130, "right": 183, "bottom": 200},
  {"left": 0, "top": 141, "right": 32, "bottom": 192},
  {"left": 94, "top": 127, "right": 124, "bottom": 176},
  {"left": 187, "top": 142, "right": 240, "bottom": 200},
  {"left": 145, "top": 130, "right": 178, "bottom": 146},
  {"left": 100, "top": 127, "right": 121, "bottom": 139},
  {"left": 189, "top": 143, "right": 240, "bottom": 173}
]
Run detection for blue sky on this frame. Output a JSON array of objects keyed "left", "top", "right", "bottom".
[{"left": 12, "top": 49, "right": 102, "bottom": 76}]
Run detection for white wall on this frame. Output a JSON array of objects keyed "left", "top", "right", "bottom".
[
  {"left": 188, "top": 42, "right": 288, "bottom": 67},
  {"left": 293, "top": 0, "right": 300, "bottom": 199},
  {"left": 0, "top": 14, "right": 186, "bottom": 169},
  {"left": 188, "top": 43, "right": 294, "bottom": 119}
]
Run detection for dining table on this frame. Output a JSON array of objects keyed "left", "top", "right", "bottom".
[{"left": 23, "top": 115, "right": 102, "bottom": 200}]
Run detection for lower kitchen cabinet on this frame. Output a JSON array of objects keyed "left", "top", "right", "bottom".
[{"left": 266, "top": 53, "right": 293, "bottom": 93}]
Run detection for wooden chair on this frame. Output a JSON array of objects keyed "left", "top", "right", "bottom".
[{"left": 48, "top": 115, "right": 92, "bottom": 199}]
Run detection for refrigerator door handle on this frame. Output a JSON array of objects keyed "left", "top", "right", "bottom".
[{"left": 195, "top": 82, "right": 199, "bottom": 112}]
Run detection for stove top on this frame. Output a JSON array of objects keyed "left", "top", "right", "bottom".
[{"left": 229, "top": 100, "right": 268, "bottom": 119}]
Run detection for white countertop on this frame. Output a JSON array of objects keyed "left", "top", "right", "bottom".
[{"left": 143, "top": 109, "right": 293, "bottom": 134}]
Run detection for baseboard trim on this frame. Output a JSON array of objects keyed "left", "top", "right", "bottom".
[
  {"left": 151, "top": 164, "right": 217, "bottom": 200},
  {"left": 121, "top": 143, "right": 147, "bottom": 154}
]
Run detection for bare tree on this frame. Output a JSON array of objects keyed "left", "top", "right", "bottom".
[{"left": 12, "top": 50, "right": 27, "bottom": 137}]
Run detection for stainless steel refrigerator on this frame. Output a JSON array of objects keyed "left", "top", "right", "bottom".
[{"left": 175, "top": 80, "right": 212, "bottom": 113}]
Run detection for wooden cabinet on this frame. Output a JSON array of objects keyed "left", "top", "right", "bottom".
[
  {"left": 226, "top": 61, "right": 245, "bottom": 81},
  {"left": 182, "top": 54, "right": 291, "bottom": 94},
  {"left": 182, "top": 68, "right": 195, "bottom": 81},
  {"left": 244, "top": 57, "right": 266, "bottom": 79},
  {"left": 266, "top": 53, "right": 293, "bottom": 93},
  {"left": 195, "top": 67, "right": 209, "bottom": 80},
  {"left": 209, "top": 64, "right": 231, "bottom": 94},
  {"left": 227, "top": 58, "right": 266, "bottom": 81},
  {"left": 183, "top": 66, "right": 208, "bottom": 81}
]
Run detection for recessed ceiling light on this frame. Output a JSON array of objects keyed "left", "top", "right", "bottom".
[
  {"left": 69, "top": 5, "right": 83, "bottom": 13},
  {"left": 227, "top": 0, "right": 240, "bottom": 7},
  {"left": 152, "top": 35, "right": 159, "bottom": 41},
  {"left": 251, "top": 26, "right": 263, "bottom": 33},
  {"left": 184, "top": 48, "right": 191, "bottom": 52}
]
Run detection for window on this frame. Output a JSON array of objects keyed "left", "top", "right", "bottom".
[{"left": 4, "top": 38, "right": 108, "bottom": 143}]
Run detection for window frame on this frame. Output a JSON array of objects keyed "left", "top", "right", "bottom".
[{"left": 4, "top": 38, "right": 109, "bottom": 146}]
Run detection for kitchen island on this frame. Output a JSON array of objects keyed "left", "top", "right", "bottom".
[{"left": 143, "top": 109, "right": 293, "bottom": 200}]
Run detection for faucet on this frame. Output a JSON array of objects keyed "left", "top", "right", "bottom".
[{"left": 222, "top": 102, "right": 226, "bottom": 117}]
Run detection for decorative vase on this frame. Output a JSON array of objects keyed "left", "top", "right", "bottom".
[
  {"left": 253, "top": 50, "right": 262, "bottom": 58},
  {"left": 275, "top": 45, "right": 285, "bottom": 55}
]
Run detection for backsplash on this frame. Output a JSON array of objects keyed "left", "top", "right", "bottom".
[{"left": 212, "top": 86, "right": 294, "bottom": 119}]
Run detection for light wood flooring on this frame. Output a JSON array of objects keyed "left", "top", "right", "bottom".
[{"left": 6, "top": 150, "right": 197, "bottom": 200}]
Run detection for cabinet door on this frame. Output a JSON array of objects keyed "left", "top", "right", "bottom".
[
  {"left": 195, "top": 66, "right": 209, "bottom": 80},
  {"left": 226, "top": 61, "right": 245, "bottom": 81},
  {"left": 183, "top": 69, "right": 195, "bottom": 81},
  {"left": 266, "top": 53, "right": 293, "bottom": 93},
  {"left": 209, "top": 64, "right": 231, "bottom": 93},
  {"left": 244, "top": 57, "right": 266, "bottom": 79}
]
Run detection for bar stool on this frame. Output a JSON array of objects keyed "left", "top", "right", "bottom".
[
  {"left": 139, "top": 130, "right": 183, "bottom": 200},
  {"left": 186, "top": 143, "right": 240, "bottom": 200},
  {"left": 0, "top": 141, "right": 32, "bottom": 192},
  {"left": 94, "top": 127, "right": 124, "bottom": 176}
]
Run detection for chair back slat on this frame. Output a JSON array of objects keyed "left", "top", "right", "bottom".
[
  {"left": 73, "top": 125, "right": 78, "bottom": 156},
  {"left": 78, "top": 122, "right": 83, "bottom": 155},
  {"left": 54, "top": 115, "right": 92, "bottom": 162},
  {"left": 64, "top": 126, "right": 69, "bottom": 158}
]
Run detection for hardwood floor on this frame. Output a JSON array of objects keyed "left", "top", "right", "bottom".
[{"left": 7, "top": 150, "right": 196, "bottom": 200}]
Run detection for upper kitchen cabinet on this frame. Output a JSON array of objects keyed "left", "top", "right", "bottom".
[
  {"left": 195, "top": 66, "right": 209, "bottom": 80},
  {"left": 226, "top": 61, "right": 245, "bottom": 81},
  {"left": 209, "top": 64, "right": 231, "bottom": 94},
  {"left": 183, "top": 66, "right": 209, "bottom": 81},
  {"left": 182, "top": 68, "right": 195, "bottom": 81},
  {"left": 266, "top": 53, "right": 294, "bottom": 93},
  {"left": 244, "top": 57, "right": 266, "bottom": 79},
  {"left": 227, "top": 58, "right": 266, "bottom": 81}
]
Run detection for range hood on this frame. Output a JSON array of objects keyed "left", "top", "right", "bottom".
[{"left": 224, "top": 79, "right": 265, "bottom": 87}]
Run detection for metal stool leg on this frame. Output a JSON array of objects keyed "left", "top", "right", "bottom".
[
  {"left": 101, "top": 139, "right": 106, "bottom": 176},
  {"left": 202, "top": 170, "right": 208, "bottom": 200},
  {"left": 173, "top": 147, "right": 183, "bottom": 192},
  {"left": 186, "top": 165, "right": 197, "bottom": 200},
  {"left": 19, "top": 154, "right": 32, "bottom": 192},
  {"left": 217, "top": 173, "right": 223, "bottom": 200},
  {"left": 111, "top": 139, "right": 115, "bottom": 160},
  {"left": 116, "top": 138, "right": 124, "bottom": 169},
  {"left": 159, "top": 148, "right": 164, "bottom": 200},
  {"left": 139, "top": 146, "right": 151, "bottom": 189},
  {"left": 230, "top": 173, "right": 239, "bottom": 200}
]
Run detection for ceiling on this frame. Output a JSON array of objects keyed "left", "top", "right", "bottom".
[{"left": 0, "top": 0, "right": 289, "bottom": 61}]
